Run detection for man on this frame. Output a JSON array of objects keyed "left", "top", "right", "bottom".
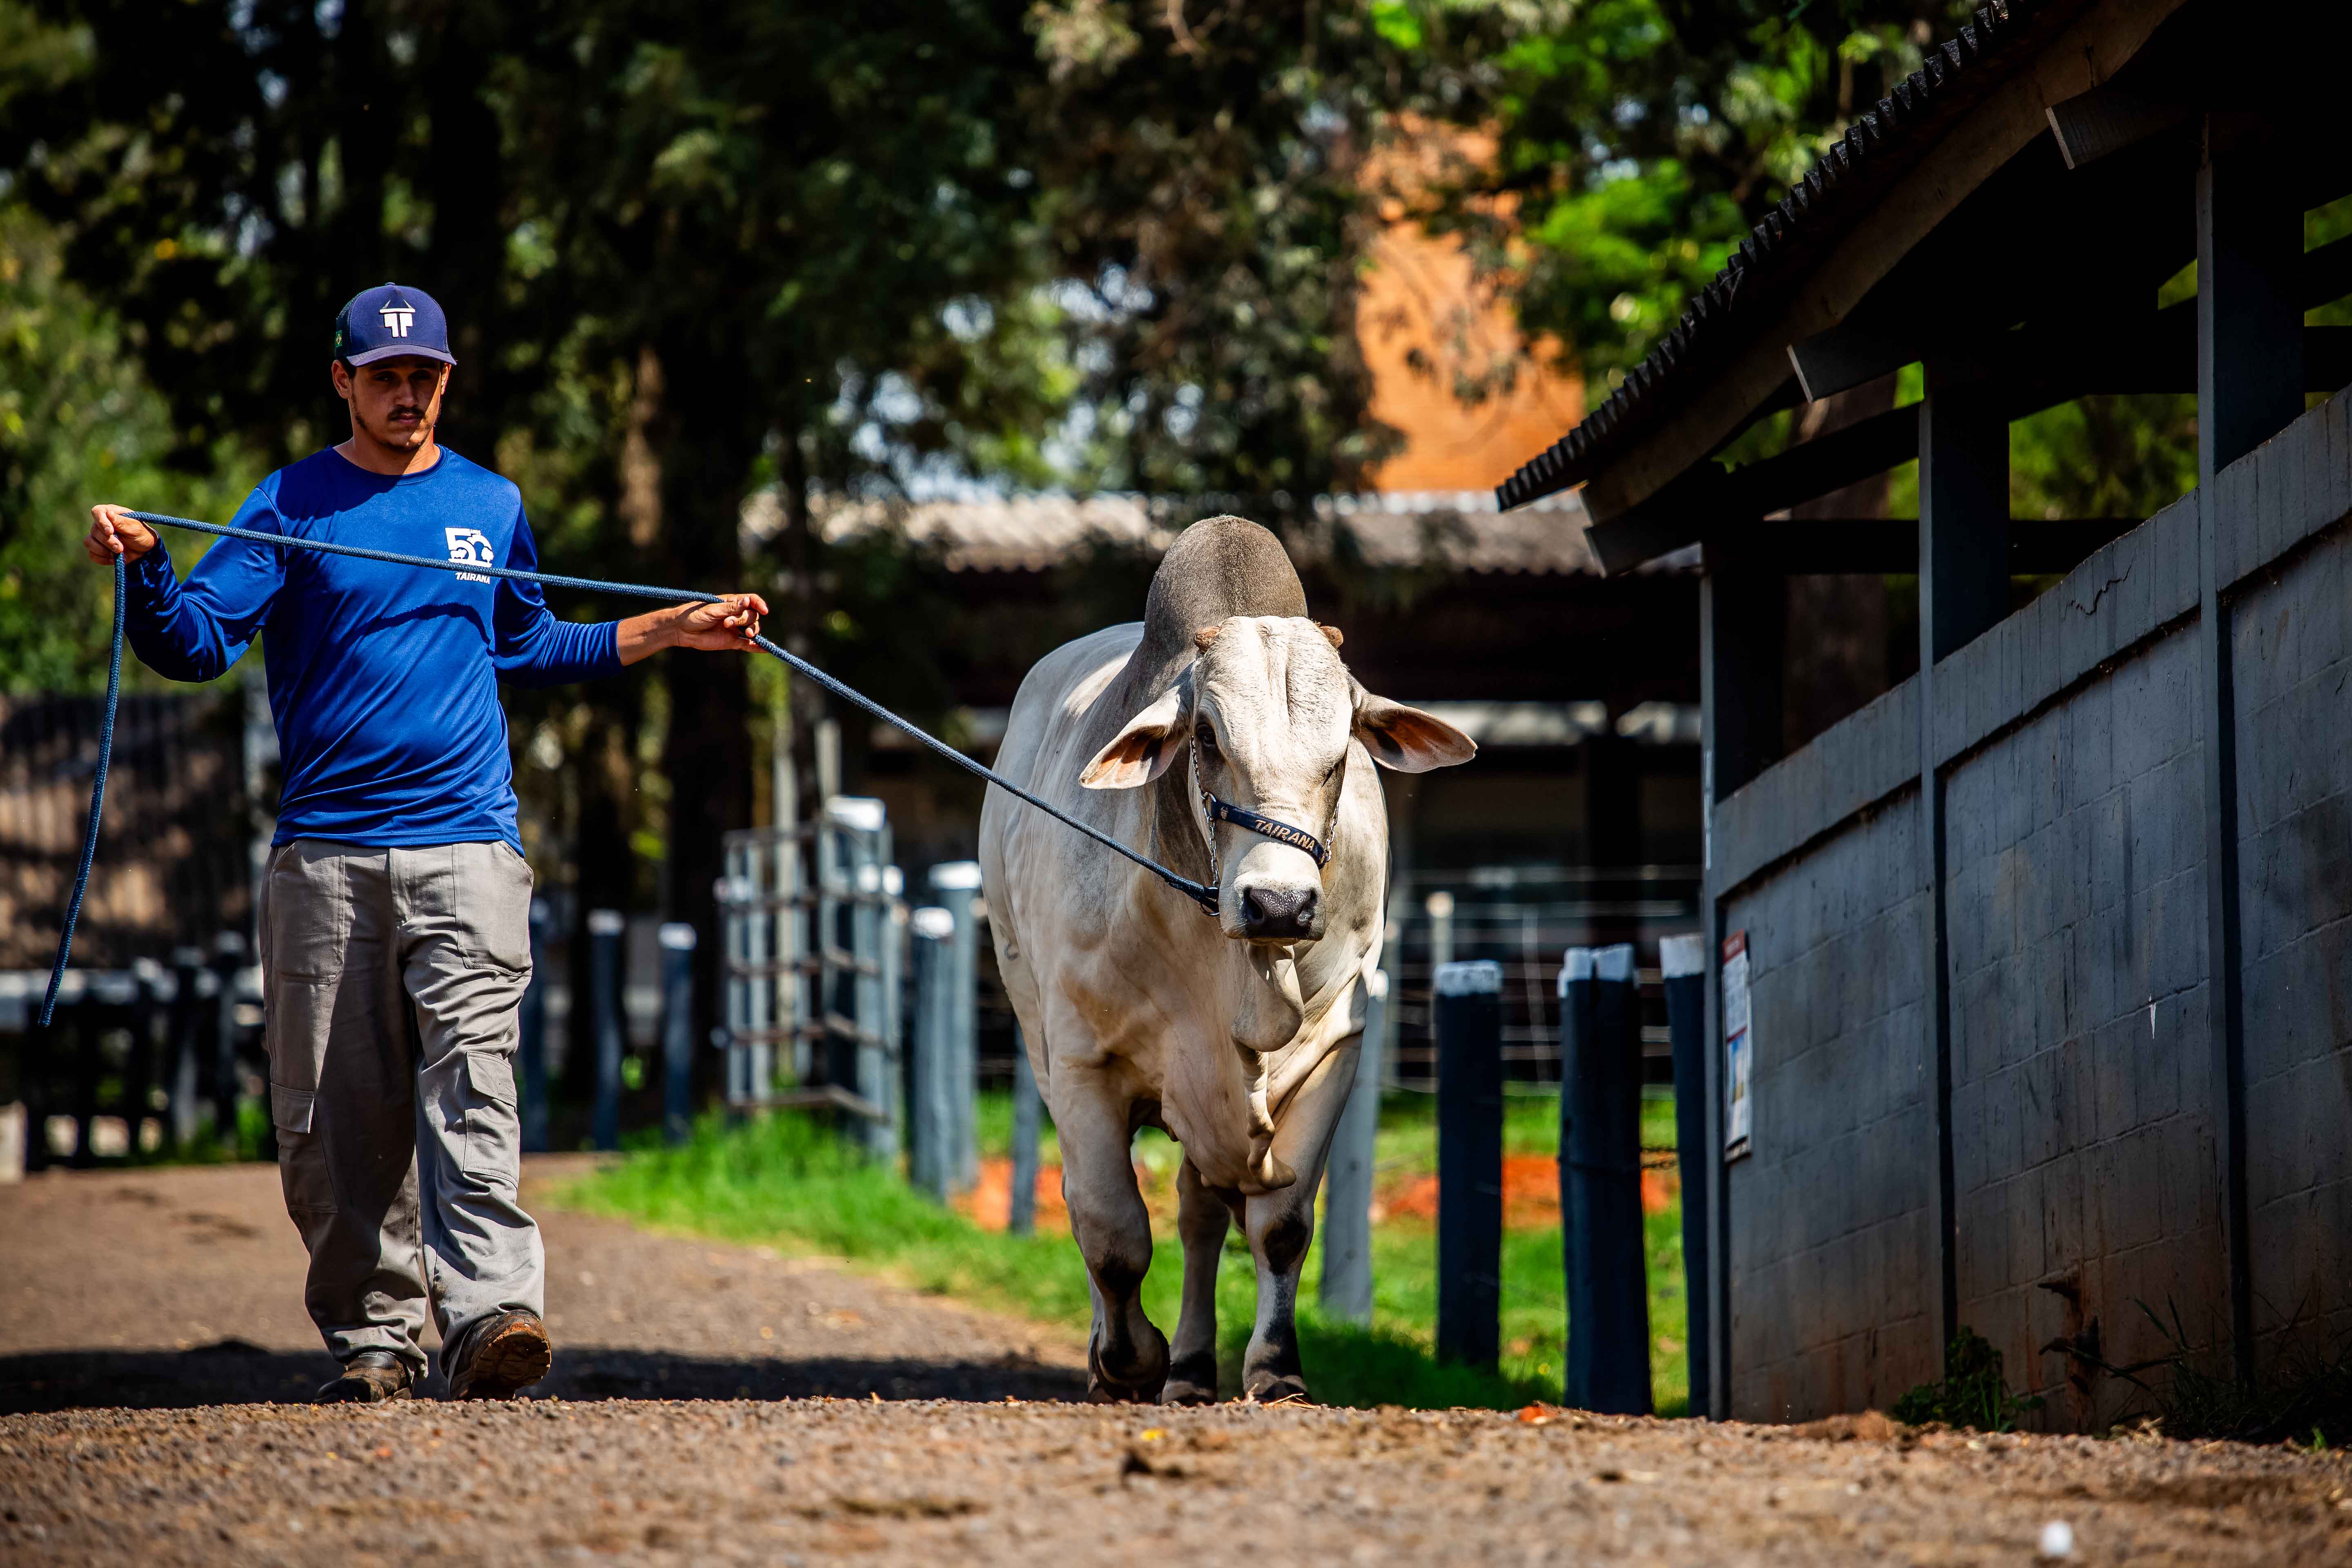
[{"left": 85, "top": 283, "right": 766, "bottom": 1403}]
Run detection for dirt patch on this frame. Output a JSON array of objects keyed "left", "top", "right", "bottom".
[
  {"left": 0, "top": 1158, "right": 1085, "bottom": 1410},
  {"left": 4, "top": 1392, "right": 2348, "bottom": 1564},
  {"left": 954, "top": 1156, "right": 1069, "bottom": 1232},
  {"left": 7, "top": 1163, "right": 2351, "bottom": 1565},
  {"left": 1374, "top": 1155, "right": 1679, "bottom": 1227}
]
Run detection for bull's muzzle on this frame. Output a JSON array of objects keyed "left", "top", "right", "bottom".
[{"left": 1238, "top": 883, "right": 1318, "bottom": 940}]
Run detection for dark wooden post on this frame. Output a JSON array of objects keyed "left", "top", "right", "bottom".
[
  {"left": 1434, "top": 959, "right": 1503, "bottom": 1369},
  {"left": 1700, "top": 552, "right": 1785, "bottom": 806},
  {"left": 1660, "top": 931, "right": 1711, "bottom": 1416},
  {"left": 1559, "top": 943, "right": 1653, "bottom": 1414},
  {"left": 2197, "top": 114, "right": 2300, "bottom": 1384},
  {"left": 1917, "top": 366, "right": 2010, "bottom": 1365},
  {"left": 1918, "top": 370, "right": 2010, "bottom": 665},
  {"left": 1698, "top": 551, "right": 1784, "bottom": 1417}
]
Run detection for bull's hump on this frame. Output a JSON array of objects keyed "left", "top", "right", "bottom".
[{"left": 1132, "top": 516, "right": 1306, "bottom": 684}]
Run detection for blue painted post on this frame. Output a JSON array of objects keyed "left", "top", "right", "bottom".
[
  {"left": 659, "top": 923, "right": 697, "bottom": 1147},
  {"left": 1435, "top": 959, "right": 1503, "bottom": 1368},
  {"left": 519, "top": 898, "right": 551, "bottom": 1154},
  {"left": 1659, "top": 932, "right": 1711, "bottom": 1417},
  {"left": 1009, "top": 1028, "right": 1041, "bottom": 1236},
  {"left": 1319, "top": 970, "right": 1385, "bottom": 1322},
  {"left": 908, "top": 905, "right": 956, "bottom": 1199},
  {"left": 929, "top": 861, "right": 983, "bottom": 1191},
  {"left": 1560, "top": 942, "right": 1652, "bottom": 1414},
  {"left": 589, "top": 909, "right": 624, "bottom": 1152}
]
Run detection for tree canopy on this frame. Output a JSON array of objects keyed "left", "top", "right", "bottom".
[{"left": 0, "top": 0, "right": 2220, "bottom": 928}]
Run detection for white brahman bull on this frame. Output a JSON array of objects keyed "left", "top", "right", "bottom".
[{"left": 979, "top": 515, "right": 1475, "bottom": 1402}]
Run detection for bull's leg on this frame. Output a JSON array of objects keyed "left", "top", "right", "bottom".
[
  {"left": 1241, "top": 1034, "right": 1362, "bottom": 1403},
  {"left": 1163, "top": 1156, "right": 1234, "bottom": 1404},
  {"left": 1056, "top": 1085, "right": 1168, "bottom": 1403}
]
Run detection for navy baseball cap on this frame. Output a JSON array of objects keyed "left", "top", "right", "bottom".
[{"left": 334, "top": 283, "right": 456, "bottom": 368}]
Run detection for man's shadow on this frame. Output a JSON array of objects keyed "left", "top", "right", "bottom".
[{"left": 0, "top": 1339, "right": 1088, "bottom": 1414}]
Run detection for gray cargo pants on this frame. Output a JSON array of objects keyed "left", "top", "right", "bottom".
[{"left": 258, "top": 839, "right": 543, "bottom": 1379}]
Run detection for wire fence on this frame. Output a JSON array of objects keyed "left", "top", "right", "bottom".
[{"left": 973, "top": 862, "right": 1702, "bottom": 1094}]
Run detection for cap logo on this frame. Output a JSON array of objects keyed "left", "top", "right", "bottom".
[{"left": 379, "top": 303, "right": 416, "bottom": 338}]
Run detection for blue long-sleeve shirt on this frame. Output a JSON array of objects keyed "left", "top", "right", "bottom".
[{"left": 126, "top": 447, "right": 622, "bottom": 851}]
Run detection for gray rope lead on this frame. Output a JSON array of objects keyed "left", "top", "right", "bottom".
[{"left": 40, "top": 509, "right": 1222, "bottom": 1022}]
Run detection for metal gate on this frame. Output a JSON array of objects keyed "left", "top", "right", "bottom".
[{"left": 717, "top": 795, "right": 905, "bottom": 1158}]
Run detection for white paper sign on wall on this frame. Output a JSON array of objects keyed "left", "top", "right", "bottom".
[{"left": 1722, "top": 929, "right": 1753, "bottom": 1163}]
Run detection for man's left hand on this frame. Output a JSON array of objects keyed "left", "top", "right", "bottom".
[
  {"left": 668, "top": 593, "right": 767, "bottom": 650},
  {"left": 618, "top": 593, "right": 769, "bottom": 664}
]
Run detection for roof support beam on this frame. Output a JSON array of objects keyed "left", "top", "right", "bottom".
[
  {"left": 1596, "top": 320, "right": 2352, "bottom": 573},
  {"left": 1742, "top": 517, "right": 2140, "bottom": 575},
  {"left": 2047, "top": 82, "right": 2193, "bottom": 170},
  {"left": 1789, "top": 233, "right": 2352, "bottom": 406}
]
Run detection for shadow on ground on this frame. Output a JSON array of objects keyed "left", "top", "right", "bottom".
[{"left": 0, "top": 1341, "right": 1089, "bottom": 1414}]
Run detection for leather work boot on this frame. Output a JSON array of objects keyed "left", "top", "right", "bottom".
[
  {"left": 314, "top": 1350, "right": 415, "bottom": 1404},
  {"left": 447, "top": 1309, "right": 553, "bottom": 1401}
]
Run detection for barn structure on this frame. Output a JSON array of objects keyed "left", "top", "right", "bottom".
[{"left": 1501, "top": 0, "right": 2352, "bottom": 1426}]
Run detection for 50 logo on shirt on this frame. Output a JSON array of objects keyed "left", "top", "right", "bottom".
[{"left": 445, "top": 528, "right": 495, "bottom": 583}]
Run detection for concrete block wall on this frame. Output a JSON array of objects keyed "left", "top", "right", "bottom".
[
  {"left": 1943, "top": 627, "right": 2223, "bottom": 1430},
  {"left": 1723, "top": 796, "right": 1938, "bottom": 1421},
  {"left": 1704, "top": 392, "right": 2352, "bottom": 1429},
  {"left": 2232, "top": 527, "right": 2352, "bottom": 1370}
]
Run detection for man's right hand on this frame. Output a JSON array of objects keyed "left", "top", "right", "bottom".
[{"left": 85, "top": 504, "right": 158, "bottom": 566}]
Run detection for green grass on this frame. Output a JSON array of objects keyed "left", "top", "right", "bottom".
[{"left": 558, "top": 1086, "right": 1695, "bottom": 1413}]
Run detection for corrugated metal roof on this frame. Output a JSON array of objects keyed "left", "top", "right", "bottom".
[
  {"left": 1494, "top": 0, "right": 2059, "bottom": 513},
  {"left": 742, "top": 487, "right": 1625, "bottom": 575}
]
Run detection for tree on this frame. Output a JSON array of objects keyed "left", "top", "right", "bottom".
[
  {"left": 1022, "top": 0, "right": 1525, "bottom": 502},
  {"left": 1, "top": 0, "right": 1063, "bottom": 1060},
  {"left": 1450, "top": 1, "right": 1967, "bottom": 390},
  {"left": 1446, "top": 0, "right": 2203, "bottom": 525}
]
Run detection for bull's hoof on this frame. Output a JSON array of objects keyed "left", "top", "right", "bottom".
[
  {"left": 1161, "top": 1352, "right": 1219, "bottom": 1405},
  {"left": 1243, "top": 1370, "right": 1312, "bottom": 1405},
  {"left": 1087, "top": 1323, "right": 1170, "bottom": 1404}
]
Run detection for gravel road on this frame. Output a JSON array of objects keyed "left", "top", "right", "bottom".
[{"left": 4, "top": 1162, "right": 2348, "bottom": 1565}]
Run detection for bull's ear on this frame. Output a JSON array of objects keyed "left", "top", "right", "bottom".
[
  {"left": 1080, "top": 676, "right": 1193, "bottom": 789},
  {"left": 1353, "top": 690, "right": 1476, "bottom": 773}
]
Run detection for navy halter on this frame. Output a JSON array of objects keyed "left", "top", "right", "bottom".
[{"left": 1189, "top": 735, "right": 1335, "bottom": 917}]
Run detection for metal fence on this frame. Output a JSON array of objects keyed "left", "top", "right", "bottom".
[
  {"left": 717, "top": 797, "right": 906, "bottom": 1157},
  {"left": 966, "top": 861, "right": 1704, "bottom": 1094},
  {"left": 2, "top": 938, "right": 265, "bottom": 1169},
  {"left": 1377, "top": 866, "right": 1699, "bottom": 1092}
]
